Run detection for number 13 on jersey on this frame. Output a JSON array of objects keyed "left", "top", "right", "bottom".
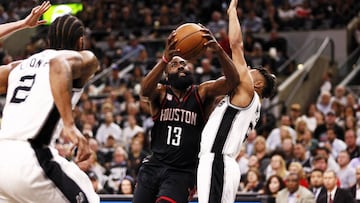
[{"left": 167, "top": 126, "right": 182, "bottom": 146}]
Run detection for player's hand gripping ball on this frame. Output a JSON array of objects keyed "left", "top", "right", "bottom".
[{"left": 174, "top": 23, "right": 208, "bottom": 60}]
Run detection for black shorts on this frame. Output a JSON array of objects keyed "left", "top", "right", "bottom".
[{"left": 132, "top": 157, "right": 196, "bottom": 203}]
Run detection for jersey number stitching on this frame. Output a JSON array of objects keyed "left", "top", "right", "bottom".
[
  {"left": 10, "top": 74, "right": 36, "bottom": 103},
  {"left": 167, "top": 126, "right": 182, "bottom": 146}
]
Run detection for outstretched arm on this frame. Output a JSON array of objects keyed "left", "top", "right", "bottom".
[
  {"left": 228, "top": 0, "right": 247, "bottom": 71},
  {"left": 0, "top": 1, "right": 50, "bottom": 38},
  {"left": 197, "top": 26, "right": 239, "bottom": 99},
  {"left": 227, "top": 0, "right": 254, "bottom": 103}
]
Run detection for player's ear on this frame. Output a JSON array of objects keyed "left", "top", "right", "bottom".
[
  {"left": 254, "top": 80, "right": 264, "bottom": 89},
  {"left": 77, "top": 36, "right": 84, "bottom": 51}
]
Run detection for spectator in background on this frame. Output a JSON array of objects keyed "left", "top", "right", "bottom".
[
  {"left": 237, "top": 145, "right": 249, "bottom": 178},
  {"left": 0, "top": 5, "right": 9, "bottom": 24},
  {"left": 276, "top": 173, "right": 315, "bottom": 203},
  {"left": 244, "top": 129, "right": 257, "bottom": 157},
  {"left": 194, "top": 58, "right": 221, "bottom": 84},
  {"left": 265, "top": 154, "right": 289, "bottom": 180},
  {"left": 243, "top": 9, "right": 263, "bottom": 33},
  {"left": 277, "top": 1, "right": 296, "bottom": 30},
  {"left": 295, "top": 118, "right": 309, "bottom": 141},
  {"left": 313, "top": 148, "right": 340, "bottom": 173},
  {"left": 127, "top": 135, "right": 148, "bottom": 180},
  {"left": 294, "top": 1, "right": 312, "bottom": 29},
  {"left": 288, "top": 161, "right": 309, "bottom": 188},
  {"left": 309, "top": 169, "right": 326, "bottom": 201},
  {"left": 122, "top": 115, "right": 144, "bottom": 147},
  {"left": 300, "top": 103, "right": 318, "bottom": 132},
  {"left": 293, "top": 142, "right": 312, "bottom": 174},
  {"left": 87, "top": 171, "right": 109, "bottom": 194},
  {"left": 323, "top": 127, "right": 346, "bottom": 159},
  {"left": 102, "top": 34, "right": 122, "bottom": 63},
  {"left": 253, "top": 136, "right": 271, "bottom": 176},
  {"left": 331, "top": 85, "right": 347, "bottom": 107},
  {"left": 265, "top": 30, "right": 288, "bottom": 59},
  {"left": 316, "top": 91, "right": 333, "bottom": 116},
  {"left": 96, "top": 111, "right": 123, "bottom": 146},
  {"left": 318, "top": 170, "right": 355, "bottom": 203},
  {"left": 247, "top": 42, "right": 270, "bottom": 68},
  {"left": 267, "top": 115, "right": 297, "bottom": 151},
  {"left": 118, "top": 175, "right": 135, "bottom": 195},
  {"left": 298, "top": 129, "right": 318, "bottom": 154},
  {"left": 314, "top": 110, "right": 344, "bottom": 141},
  {"left": 263, "top": 175, "right": 286, "bottom": 203},
  {"left": 320, "top": 71, "right": 333, "bottom": 94},
  {"left": 89, "top": 137, "right": 107, "bottom": 171},
  {"left": 273, "top": 136, "right": 294, "bottom": 167},
  {"left": 336, "top": 151, "right": 356, "bottom": 189},
  {"left": 122, "top": 33, "right": 148, "bottom": 63},
  {"left": 206, "top": 10, "right": 227, "bottom": 37},
  {"left": 241, "top": 168, "right": 264, "bottom": 193},
  {"left": 105, "top": 146, "right": 130, "bottom": 194},
  {"left": 289, "top": 103, "right": 302, "bottom": 128},
  {"left": 262, "top": 5, "right": 281, "bottom": 32},
  {"left": 344, "top": 129, "right": 360, "bottom": 160},
  {"left": 349, "top": 166, "right": 360, "bottom": 201}
]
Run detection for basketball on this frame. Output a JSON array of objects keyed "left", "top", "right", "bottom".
[{"left": 174, "top": 23, "right": 208, "bottom": 60}]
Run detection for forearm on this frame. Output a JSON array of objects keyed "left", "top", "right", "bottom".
[
  {"left": 0, "top": 20, "right": 26, "bottom": 39},
  {"left": 216, "top": 45, "right": 239, "bottom": 87},
  {"left": 228, "top": 4, "right": 242, "bottom": 49},
  {"left": 228, "top": 0, "right": 248, "bottom": 72},
  {"left": 49, "top": 58, "right": 74, "bottom": 127},
  {"left": 140, "top": 59, "right": 167, "bottom": 97}
]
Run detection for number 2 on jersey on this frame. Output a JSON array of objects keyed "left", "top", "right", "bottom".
[
  {"left": 167, "top": 126, "right": 182, "bottom": 146},
  {"left": 10, "top": 74, "right": 36, "bottom": 103}
]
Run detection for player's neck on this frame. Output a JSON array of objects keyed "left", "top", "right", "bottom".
[{"left": 171, "top": 86, "right": 191, "bottom": 99}]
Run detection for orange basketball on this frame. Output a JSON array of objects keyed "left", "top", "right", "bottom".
[{"left": 174, "top": 23, "right": 208, "bottom": 60}]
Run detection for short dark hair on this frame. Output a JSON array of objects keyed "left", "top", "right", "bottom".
[
  {"left": 253, "top": 66, "right": 276, "bottom": 98},
  {"left": 48, "top": 15, "right": 84, "bottom": 50},
  {"left": 311, "top": 168, "right": 324, "bottom": 174}
]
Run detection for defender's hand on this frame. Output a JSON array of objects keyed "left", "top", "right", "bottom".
[
  {"left": 62, "top": 125, "right": 91, "bottom": 163},
  {"left": 23, "top": 1, "right": 51, "bottom": 28}
]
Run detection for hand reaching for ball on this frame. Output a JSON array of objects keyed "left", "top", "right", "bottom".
[
  {"left": 163, "top": 31, "right": 178, "bottom": 62},
  {"left": 198, "top": 25, "right": 221, "bottom": 52}
]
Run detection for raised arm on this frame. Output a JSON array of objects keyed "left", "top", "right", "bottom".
[
  {"left": 228, "top": 0, "right": 246, "bottom": 67},
  {"left": 0, "top": 1, "right": 50, "bottom": 38},
  {"left": 140, "top": 31, "right": 178, "bottom": 115},
  {"left": 227, "top": 0, "right": 254, "bottom": 104},
  {"left": 198, "top": 35, "right": 239, "bottom": 98}
]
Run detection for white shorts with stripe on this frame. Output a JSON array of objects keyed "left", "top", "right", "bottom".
[
  {"left": 0, "top": 140, "right": 99, "bottom": 203},
  {"left": 197, "top": 153, "right": 240, "bottom": 203}
]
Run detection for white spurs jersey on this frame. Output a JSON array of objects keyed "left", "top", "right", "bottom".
[
  {"left": 199, "top": 93, "right": 261, "bottom": 158},
  {"left": 0, "top": 49, "right": 83, "bottom": 143}
]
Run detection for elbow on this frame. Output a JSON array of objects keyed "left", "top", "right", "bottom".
[
  {"left": 140, "top": 82, "right": 151, "bottom": 98},
  {"left": 230, "top": 41, "right": 243, "bottom": 52},
  {"left": 232, "top": 76, "right": 240, "bottom": 89}
]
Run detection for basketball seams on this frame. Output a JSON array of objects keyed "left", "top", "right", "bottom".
[
  {"left": 175, "top": 23, "right": 208, "bottom": 60},
  {"left": 176, "top": 31, "right": 205, "bottom": 59}
]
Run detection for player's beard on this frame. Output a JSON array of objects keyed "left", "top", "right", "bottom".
[{"left": 167, "top": 71, "right": 194, "bottom": 90}]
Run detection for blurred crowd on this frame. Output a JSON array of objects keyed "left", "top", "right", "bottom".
[{"left": 0, "top": 0, "right": 360, "bottom": 200}]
